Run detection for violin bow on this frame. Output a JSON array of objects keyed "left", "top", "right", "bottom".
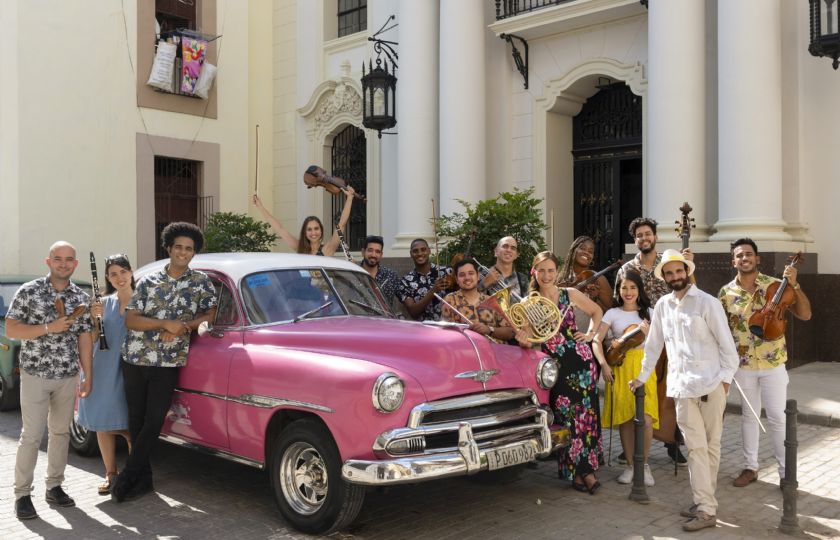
[{"left": 431, "top": 198, "right": 440, "bottom": 268}]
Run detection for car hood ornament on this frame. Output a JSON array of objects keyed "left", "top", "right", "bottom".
[{"left": 455, "top": 369, "right": 500, "bottom": 383}]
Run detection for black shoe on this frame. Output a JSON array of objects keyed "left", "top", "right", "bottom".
[
  {"left": 45, "top": 486, "right": 75, "bottom": 507},
  {"left": 110, "top": 471, "right": 136, "bottom": 503},
  {"left": 15, "top": 496, "right": 38, "bottom": 520},
  {"left": 124, "top": 477, "right": 154, "bottom": 501},
  {"left": 617, "top": 451, "right": 627, "bottom": 465},
  {"left": 665, "top": 443, "right": 688, "bottom": 466}
]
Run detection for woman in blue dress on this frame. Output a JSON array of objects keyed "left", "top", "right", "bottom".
[{"left": 78, "top": 254, "right": 134, "bottom": 494}]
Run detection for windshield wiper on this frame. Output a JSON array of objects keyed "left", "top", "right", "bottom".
[
  {"left": 292, "top": 301, "right": 334, "bottom": 323},
  {"left": 349, "top": 299, "right": 388, "bottom": 317}
]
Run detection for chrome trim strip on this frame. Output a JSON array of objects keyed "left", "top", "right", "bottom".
[
  {"left": 454, "top": 369, "right": 500, "bottom": 383},
  {"left": 406, "top": 388, "right": 538, "bottom": 428},
  {"left": 160, "top": 434, "right": 264, "bottom": 469},
  {"left": 174, "top": 387, "right": 334, "bottom": 413}
]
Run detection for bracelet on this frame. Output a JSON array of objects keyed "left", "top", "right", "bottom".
[{"left": 44, "top": 323, "right": 49, "bottom": 335}]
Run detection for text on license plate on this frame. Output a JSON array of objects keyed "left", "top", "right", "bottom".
[{"left": 486, "top": 442, "right": 536, "bottom": 471}]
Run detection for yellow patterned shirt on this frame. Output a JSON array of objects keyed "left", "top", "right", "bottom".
[{"left": 718, "top": 273, "right": 787, "bottom": 370}]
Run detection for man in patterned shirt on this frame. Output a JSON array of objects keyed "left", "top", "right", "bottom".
[
  {"left": 360, "top": 235, "right": 400, "bottom": 313},
  {"left": 397, "top": 238, "right": 452, "bottom": 321},
  {"left": 6, "top": 241, "right": 93, "bottom": 520},
  {"left": 719, "top": 238, "right": 811, "bottom": 489},
  {"left": 111, "top": 222, "right": 217, "bottom": 502},
  {"left": 441, "top": 259, "right": 515, "bottom": 343},
  {"left": 618, "top": 217, "right": 694, "bottom": 466}
]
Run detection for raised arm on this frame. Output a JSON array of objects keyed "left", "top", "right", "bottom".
[
  {"left": 253, "top": 194, "right": 298, "bottom": 252},
  {"left": 323, "top": 186, "right": 355, "bottom": 256}
]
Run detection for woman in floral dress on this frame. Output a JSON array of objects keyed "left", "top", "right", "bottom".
[{"left": 516, "top": 251, "right": 610, "bottom": 493}]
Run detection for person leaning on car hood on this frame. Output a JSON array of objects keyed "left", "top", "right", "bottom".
[{"left": 110, "top": 222, "right": 217, "bottom": 503}]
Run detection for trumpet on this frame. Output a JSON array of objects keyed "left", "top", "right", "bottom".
[
  {"left": 89, "top": 252, "right": 109, "bottom": 351},
  {"left": 474, "top": 259, "right": 563, "bottom": 343}
]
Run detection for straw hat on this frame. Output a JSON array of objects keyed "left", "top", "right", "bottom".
[{"left": 654, "top": 249, "right": 696, "bottom": 280}]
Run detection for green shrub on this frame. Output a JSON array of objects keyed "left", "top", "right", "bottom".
[
  {"left": 434, "top": 187, "right": 550, "bottom": 274},
  {"left": 203, "top": 212, "right": 278, "bottom": 253}
]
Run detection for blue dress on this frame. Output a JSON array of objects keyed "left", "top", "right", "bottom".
[{"left": 77, "top": 295, "right": 129, "bottom": 431}]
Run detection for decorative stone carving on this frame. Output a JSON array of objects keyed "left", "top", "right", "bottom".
[{"left": 313, "top": 80, "right": 362, "bottom": 132}]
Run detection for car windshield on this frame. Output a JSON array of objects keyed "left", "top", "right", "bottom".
[{"left": 240, "top": 268, "right": 392, "bottom": 325}]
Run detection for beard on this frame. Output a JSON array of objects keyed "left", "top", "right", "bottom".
[
  {"left": 666, "top": 278, "right": 688, "bottom": 291},
  {"left": 364, "top": 257, "right": 379, "bottom": 268},
  {"left": 639, "top": 241, "right": 656, "bottom": 254}
]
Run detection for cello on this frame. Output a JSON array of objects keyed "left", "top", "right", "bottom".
[{"left": 651, "top": 202, "right": 694, "bottom": 450}]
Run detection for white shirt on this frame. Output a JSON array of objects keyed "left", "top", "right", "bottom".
[
  {"left": 637, "top": 284, "right": 739, "bottom": 399},
  {"left": 602, "top": 307, "right": 653, "bottom": 350}
]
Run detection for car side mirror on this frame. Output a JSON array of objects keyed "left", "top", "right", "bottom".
[{"left": 198, "top": 321, "right": 224, "bottom": 339}]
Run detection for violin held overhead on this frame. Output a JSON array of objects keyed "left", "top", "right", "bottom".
[
  {"left": 748, "top": 252, "right": 804, "bottom": 341},
  {"left": 303, "top": 165, "right": 366, "bottom": 202}
]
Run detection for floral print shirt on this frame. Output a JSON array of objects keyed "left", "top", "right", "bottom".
[
  {"left": 397, "top": 264, "right": 452, "bottom": 321},
  {"left": 123, "top": 266, "right": 217, "bottom": 368},
  {"left": 619, "top": 252, "right": 670, "bottom": 306},
  {"left": 363, "top": 264, "right": 399, "bottom": 305},
  {"left": 718, "top": 273, "right": 788, "bottom": 370},
  {"left": 440, "top": 290, "right": 512, "bottom": 333},
  {"left": 6, "top": 276, "right": 93, "bottom": 379}
]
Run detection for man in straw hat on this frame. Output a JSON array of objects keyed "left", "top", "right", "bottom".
[{"left": 629, "top": 249, "right": 739, "bottom": 532}]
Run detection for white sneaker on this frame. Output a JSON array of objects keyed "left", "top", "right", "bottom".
[
  {"left": 644, "top": 463, "right": 655, "bottom": 487},
  {"left": 617, "top": 467, "right": 633, "bottom": 484}
]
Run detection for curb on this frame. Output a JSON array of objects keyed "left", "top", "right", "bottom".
[{"left": 725, "top": 402, "right": 840, "bottom": 428}]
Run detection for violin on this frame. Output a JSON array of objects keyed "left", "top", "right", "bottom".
[
  {"left": 303, "top": 165, "right": 366, "bottom": 202},
  {"left": 561, "top": 259, "right": 623, "bottom": 290},
  {"left": 605, "top": 323, "right": 646, "bottom": 367},
  {"left": 748, "top": 252, "right": 804, "bottom": 341}
]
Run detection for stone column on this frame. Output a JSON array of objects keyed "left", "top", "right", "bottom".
[
  {"left": 646, "top": 0, "right": 709, "bottom": 240},
  {"left": 394, "top": 0, "right": 439, "bottom": 250},
  {"left": 711, "top": 0, "right": 789, "bottom": 241},
  {"left": 439, "top": 0, "right": 486, "bottom": 216}
]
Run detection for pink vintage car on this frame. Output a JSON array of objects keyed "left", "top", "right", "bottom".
[{"left": 71, "top": 253, "right": 559, "bottom": 534}]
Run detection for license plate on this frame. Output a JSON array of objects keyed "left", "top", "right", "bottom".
[{"left": 486, "top": 442, "right": 537, "bottom": 471}]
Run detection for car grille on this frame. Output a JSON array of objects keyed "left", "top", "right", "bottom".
[{"left": 378, "top": 389, "right": 546, "bottom": 457}]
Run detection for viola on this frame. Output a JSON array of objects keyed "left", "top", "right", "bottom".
[
  {"left": 748, "top": 252, "right": 804, "bottom": 341},
  {"left": 303, "top": 165, "right": 366, "bottom": 202},
  {"left": 605, "top": 323, "right": 646, "bottom": 367}
]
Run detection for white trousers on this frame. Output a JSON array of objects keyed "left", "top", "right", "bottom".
[
  {"left": 675, "top": 383, "right": 726, "bottom": 517},
  {"left": 734, "top": 364, "right": 788, "bottom": 478}
]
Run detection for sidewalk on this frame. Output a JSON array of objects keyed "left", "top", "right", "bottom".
[{"left": 726, "top": 362, "right": 840, "bottom": 428}]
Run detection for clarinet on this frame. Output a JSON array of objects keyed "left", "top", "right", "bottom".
[
  {"left": 335, "top": 224, "right": 354, "bottom": 262},
  {"left": 89, "top": 252, "right": 109, "bottom": 351}
]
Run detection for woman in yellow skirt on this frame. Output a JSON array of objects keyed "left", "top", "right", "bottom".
[{"left": 592, "top": 270, "right": 659, "bottom": 486}]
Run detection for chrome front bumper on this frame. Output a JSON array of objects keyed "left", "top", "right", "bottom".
[{"left": 341, "top": 408, "right": 552, "bottom": 486}]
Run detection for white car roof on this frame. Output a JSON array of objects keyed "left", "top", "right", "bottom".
[{"left": 136, "top": 252, "right": 365, "bottom": 283}]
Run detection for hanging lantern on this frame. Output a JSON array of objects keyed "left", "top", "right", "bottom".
[
  {"left": 809, "top": 0, "right": 840, "bottom": 69},
  {"left": 361, "top": 57, "right": 397, "bottom": 138}
]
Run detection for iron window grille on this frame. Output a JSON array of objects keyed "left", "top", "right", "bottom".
[{"left": 338, "top": 0, "right": 367, "bottom": 38}]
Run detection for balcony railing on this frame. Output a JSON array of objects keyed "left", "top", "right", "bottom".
[{"left": 494, "top": 0, "right": 576, "bottom": 20}]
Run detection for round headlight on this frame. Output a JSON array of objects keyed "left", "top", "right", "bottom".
[
  {"left": 537, "top": 358, "right": 559, "bottom": 390},
  {"left": 372, "top": 373, "right": 405, "bottom": 413}
]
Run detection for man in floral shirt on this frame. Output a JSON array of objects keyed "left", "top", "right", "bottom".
[
  {"left": 397, "top": 238, "right": 452, "bottom": 321},
  {"left": 111, "top": 222, "right": 217, "bottom": 503},
  {"left": 441, "top": 259, "right": 515, "bottom": 343},
  {"left": 6, "top": 241, "right": 93, "bottom": 520},
  {"left": 718, "top": 238, "right": 811, "bottom": 489}
]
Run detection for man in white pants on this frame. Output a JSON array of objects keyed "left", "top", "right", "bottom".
[
  {"left": 718, "top": 238, "right": 811, "bottom": 489},
  {"left": 630, "top": 249, "right": 739, "bottom": 532}
]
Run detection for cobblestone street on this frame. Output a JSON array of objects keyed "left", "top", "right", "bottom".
[{"left": 1, "top": 408, "right": 838, "bottom": 540}]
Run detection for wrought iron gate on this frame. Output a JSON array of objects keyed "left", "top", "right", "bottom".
[
  {"left": 572, "top": 82, "right": 642, "bottom": 265},
  {"left": 330, "top": 125, "right": 367, "bottom": 251},
  {"left": 154, "top": 156, "right": 213, "bottom": 260}
]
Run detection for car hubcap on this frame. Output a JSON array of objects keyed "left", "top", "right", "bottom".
[
  {"left": 280, "top": 442, "right": 328, "bottom": 515},
  {"left": 69, "top": 415, "right": 90, "bottom": 447}
]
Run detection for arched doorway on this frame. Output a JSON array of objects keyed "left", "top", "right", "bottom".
[{"left": 572, "top": 81, "right": 643, "bottom": 265}]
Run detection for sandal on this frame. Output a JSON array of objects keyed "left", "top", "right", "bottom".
[
  {"left": 583, "top": 474, "right": 601, "bottom": 495},
  {"left": 571, "top": 481, "right": 588, "bottom": 492},
  {"left": 98, "top": 472, "right": 117, "bottom": 495}
]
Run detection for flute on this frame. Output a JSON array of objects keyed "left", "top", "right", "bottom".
[{"left": 89, "top": 252, "right": 109, "bottom": 351}]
